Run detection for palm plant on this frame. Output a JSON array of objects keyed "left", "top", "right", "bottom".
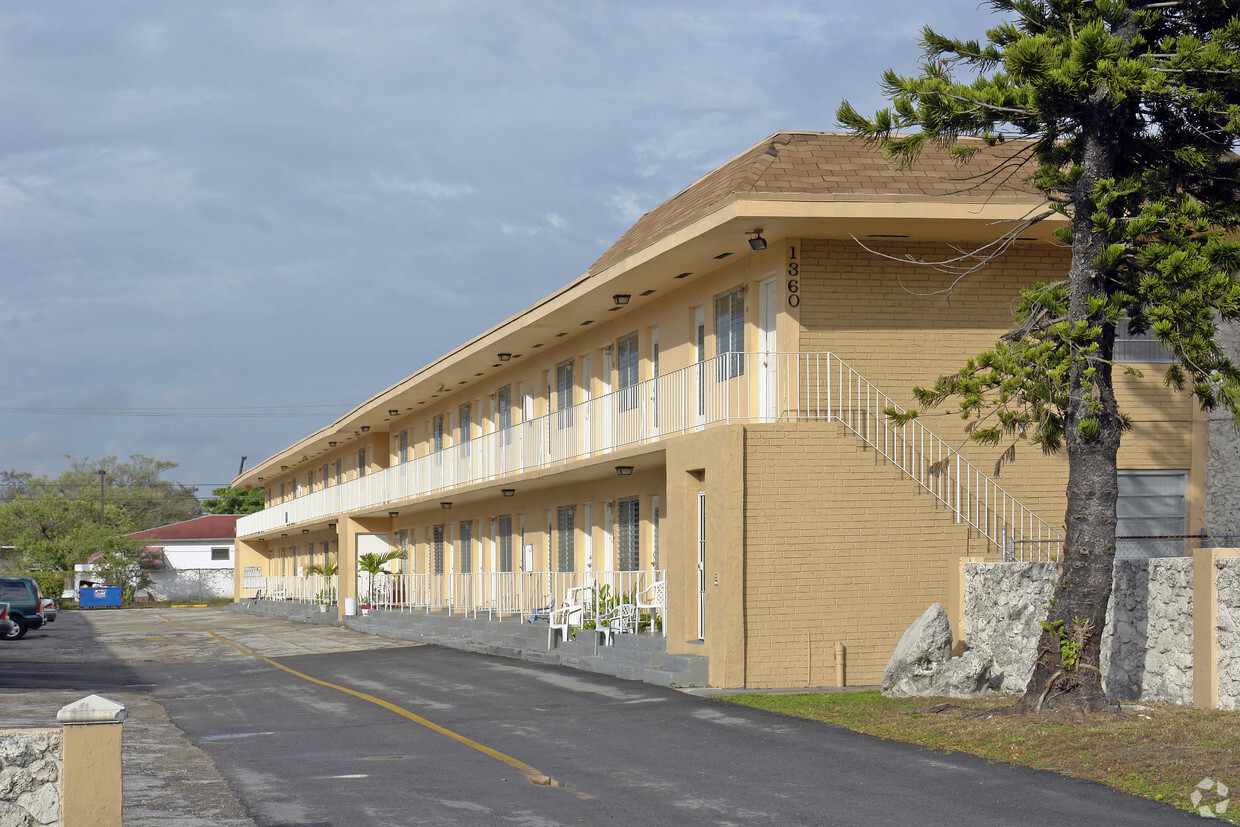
[{"left": 357, "top": 549, "right": 406, "bottom": 605}]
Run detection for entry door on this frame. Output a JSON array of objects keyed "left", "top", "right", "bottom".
[
  {"left": 601, "top": 346, "right": 614, "bottom": 452},
  {"left": 759, "top": 276, "right": 778, "bottom": 422},
  {"left": 581, "top": 354, "right": 593, "bottom": 457},
  {"left": 697, "top": 491, "right": 706, "bottom": 640}
]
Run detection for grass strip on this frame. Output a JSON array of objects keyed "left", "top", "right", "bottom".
[{"left": 723, "top": 690, "right": 1239, "bottom": 822}]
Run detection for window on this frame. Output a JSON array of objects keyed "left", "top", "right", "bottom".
[
  {"left": 397, "top": 430, "right": 409, "bottom": 464},
  {"left": 618, "top": 497, "right": 640, "bottom": 571},
  {"left": 357, "top": 448, "right": 367, "bottom": 478},
  {"left": 334, "top": 459, "right": 343, "bottom": 485},
  {"left": 432, "top": 415, "right": 445, "bottom": 452},
  {"left": 695, "top": 306, "right": 706, "bottom": 415},
  {"left": 321, "top": 464, "right": 329, "bottom": 488},
  {"left": 459, "top": 403, "right": 472, "bottom": 456},
  {"left": 716, "top": 287, "right": 745, "bottom": 378},
  {"left": 306, "top": 470, "right": 315, "bottom": 493},
  {"left": 279, "top": 482, "right": 286, "bottom": 501},
  {"left": 617, "top": 332, "right": 639, "bottom": 412},
  {"left": 396, "top": 530, "right": 409, "bottom": 573},
  {"left": 459, "top": 521, "right": 473, "bottom": 573},
  {"left": 1115, "top": 316, "right": 1175, "bottom": 363},
  {"left": 556, "top": 360, "right": 575, "bottom": 427},
  {"left": 556, "top": 505, "right": 575, "bottom": 571},
  {"left": 432, "top": 525, "right": 445, "bottom": 574},
  {"left": 497, "top": 385, "right": 513, "bottom": 445},
  {"left": 211, "top": 547, "right": 230, "bottom": 561},
  {"left": 498, "top": 514, "right": 513, "bottom": 572},
  {"left": 1117, "top": 470, "right": 1188, "bottom": 558}
]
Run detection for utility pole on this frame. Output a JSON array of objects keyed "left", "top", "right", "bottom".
[{"left": 97, "top": 469, "right": 106, "bottom": 560}]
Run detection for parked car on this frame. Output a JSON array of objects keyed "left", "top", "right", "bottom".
[
  {"left": 0, "top": 602, "right": 15, "bottom": 639},
  {"left": 41, "top": 598, "right": 56, "bottom": 623},
  {"left": 0, "top": 577, "right": 45, "bottom": 640}
]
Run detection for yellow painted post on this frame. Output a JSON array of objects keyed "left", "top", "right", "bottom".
[
  {"left": 58, "top": 695, "right": 126, "bottom": 827},
  {"left": 1194, "top": 548, "right": 1240, "bottom": 709}
]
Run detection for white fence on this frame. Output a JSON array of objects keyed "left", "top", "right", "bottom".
[
  {"left": 260, "top": 569, "right": 663, "bottom": 624},
  {"left": 239, "top": 352, "right": 1062, "bottom": 559}
]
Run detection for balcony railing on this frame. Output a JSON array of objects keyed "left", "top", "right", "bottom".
[
  {"left": 240, "top": 352, "right": 1063, "bottom": 559},
  {"left": 254, "top": 569, "right": 664, "bottom": 627}
]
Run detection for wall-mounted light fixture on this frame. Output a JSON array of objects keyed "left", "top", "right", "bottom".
[
  {"left": 498, "top": 353, "right": 512, "bottom": 362},
  {"left": 388, "top": 410, "right": 399, "bottom": 417},
  {"left": 302, "top": 529, "right": 309, "bottom": 534},
  {"left": 502, "top": 489, "right": 516, "bottom": 497},
  {"left": 615, "top": 466, "right": 634, "bottom": 476},
  {"left": 389, "top": 511, "right": 399, "bottom": 518},
  {"left": 328, "top": 523, "right": 336, "bottom": 530},
  {"left": 748, "top": 229, "right": 767, "bottom": 251},
  {"left": 329, "top": 442, "right": 337, "bottom": 447},
  {"left": 361, "top": 426, "right": 370, "bottom": 433},
  {"left": 281, "top": 533, "right": 288, "bottom": 538},
  {"left": 613, "top": 294, "right": 631, "bottom": 306},
  {"left": 441, "top": 502, "right": 453, "bottom": 509},
  {"left": 281, "top": 465, "right": 288, "bottom": 471}
]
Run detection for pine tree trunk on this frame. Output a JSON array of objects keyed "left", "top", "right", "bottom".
[{"left": 1016, "top": 111, "right": 1123, "bottom": 714}]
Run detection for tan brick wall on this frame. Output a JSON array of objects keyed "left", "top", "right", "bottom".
[
  {"left": 742, "top": 422, "right": 985, "bottom": 688},
  {"left": 796, "top": 238, "right": 1195, "bottom": 535}
]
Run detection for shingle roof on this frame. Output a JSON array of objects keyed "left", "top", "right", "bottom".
[
  {"left": 129, "top": 514, "right": 240, "bottom": 541},
  {"left": 589, "top": 131, "right": 1041, "bottom": 274}
]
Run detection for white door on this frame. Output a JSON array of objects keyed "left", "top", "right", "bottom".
[
  {"left": 649, "top": 326, "right": 660, "bottom": 436},
  {"left": 697, "top": 491, "right": 706, "bottom": 640},
  {"left": 601, "top": 346, "right": 614, "bottom": 452},
  {"left": 583, "top": 503, "right": 594, "bottom": 573},
  {"left": 582, "top": 354, "right": 593, "bottom": 457},
  {"left": 759, "top": 276, "right": 778, "bottom": 422},
  {"left": 603, "top": 500, "right": 615, "bottom": 571}
]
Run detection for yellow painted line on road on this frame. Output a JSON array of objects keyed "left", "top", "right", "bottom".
[{"left": 155, "top": 614, "right": 558, "bottom": 787}]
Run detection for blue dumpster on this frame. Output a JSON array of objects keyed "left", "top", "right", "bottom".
[{"left": 79, "top": 586, "right": 122, "bottom": 608}]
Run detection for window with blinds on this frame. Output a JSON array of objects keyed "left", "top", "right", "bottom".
[
  {"left": 716, "top": 288, "right": 745, "bottom": 379},
  {"left": 497, "top": 385, "right": 513, "bottom": 444},
  {"left": 557, "top": 505, "right": 575, "bottom": 571},
  {"left": 459, "top": 520, "right": 472, "bottom": 573},
  {"left": 432, "top": 524, "right": 445, "bottom": 574},
  {"left": 1117, "top": 470, "right": 1188, "bottom": 558},
  {"left": 617, "top": 332, "right": 639, "bottom": 412},
  {"left": 556, "top": 361, "right": 575, "bottom": 427},
  {"left": 618, "top": 497, "right": 640, "bottom": 571},
  {"left": 498, "top": 514, "right": 513, "bottom": 572}
]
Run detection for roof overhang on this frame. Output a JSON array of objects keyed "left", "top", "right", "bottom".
[{"left": 234, "top": 191, "right": 1063, "bottom": 488}]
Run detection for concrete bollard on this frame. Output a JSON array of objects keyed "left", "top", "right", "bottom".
[{"left": 57, "top": 694, "right": 126, "bottom": 827}]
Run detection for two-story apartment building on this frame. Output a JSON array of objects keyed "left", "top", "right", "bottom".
[{"left": 232, "top": 132, "right": 1203, "bottom": 688}]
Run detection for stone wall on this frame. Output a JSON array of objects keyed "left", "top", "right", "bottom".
[
  {"left": 1102, "top": 557, "right": 1195, "bottom": 704},
  {"left": 1206, "top": 322, "right": 1240, "bottom": 539},
  {"left": 965, "top": 558, "right": 1198, "bottom": 704},
  {"left": 963, "top": 562, "right": 1056, "bottom": 692},
  {"left": 0, "top": 728, "right": 61, "bottom": 826},
  {"left": 1220, "top": 556, "right": 1240, "bottom": 711}
]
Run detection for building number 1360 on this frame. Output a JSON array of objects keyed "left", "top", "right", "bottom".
[{"left": 787, "top": 247, "right": 800, "bottom": 307}]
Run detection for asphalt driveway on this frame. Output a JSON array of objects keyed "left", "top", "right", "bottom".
[{"left": 0, "top": 608, "right": 1208, "bottom": 826}]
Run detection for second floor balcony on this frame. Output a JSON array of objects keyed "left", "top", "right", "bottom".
[{"left": 238, "top": 351, "right": 1063, "bottom": 560}]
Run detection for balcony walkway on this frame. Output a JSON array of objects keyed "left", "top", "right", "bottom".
[{"left": 243, "top": 352, "right": 1062, "bottom": 560}]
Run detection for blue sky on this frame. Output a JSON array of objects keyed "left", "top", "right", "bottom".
[{"left": 0, "top": 0, "right": 991, "bottom": 495}]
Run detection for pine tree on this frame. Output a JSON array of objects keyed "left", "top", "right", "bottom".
[{"left": 839, "top": 0, "right": 1240, "bottom": 712}]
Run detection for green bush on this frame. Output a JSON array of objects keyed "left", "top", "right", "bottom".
[{"left": 25, "top": 571, "right": 70, "bottom": 600}]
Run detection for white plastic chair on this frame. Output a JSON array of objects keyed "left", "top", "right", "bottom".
[
  {"left": 599, "top": 603, "right": 637, "bottom": 645},
  {"left": 634, "top": 580, "right": 666, "bottom": 635},
  {"left": 548, "top": 601, "right": 585, "bottom": 648}
]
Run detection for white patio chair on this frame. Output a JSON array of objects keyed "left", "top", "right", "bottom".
[
  {"left": 599, "top": 603, "right": 637, "bottom": 645},
  {"left": 548, "top": 601, "right": 585, "bottom": 648},
  {"left": 634, "top": 580, "right": 666, "bottom": 635}
]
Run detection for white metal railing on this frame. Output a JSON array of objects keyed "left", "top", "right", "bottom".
[
  {"left": 263, "top": 569, "right": 664, "bottom": 624},
  {"left": 254, "top": 573, "right": 338, "bottom": 604},
  {"left": 240, "top": 352, "right": 1062, "bottom": 559}
]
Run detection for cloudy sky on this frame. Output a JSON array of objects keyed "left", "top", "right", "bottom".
[{"left": 0, "top": 0, "right": 992, "bottom": 497}]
